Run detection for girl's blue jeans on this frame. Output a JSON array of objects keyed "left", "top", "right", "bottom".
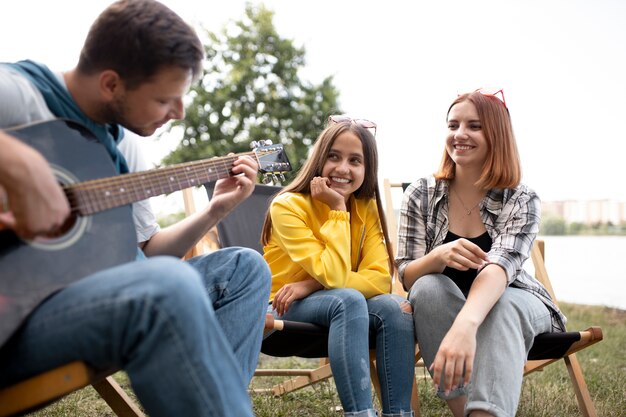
[
  {"left": 272, "top": 288, "right": 415, "bottom": 417},
  {"left": 0, "top": 247, "right": 271, "bottom": 417}
]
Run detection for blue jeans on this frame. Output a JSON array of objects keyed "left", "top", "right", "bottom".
[
  {"left": 409, "top": 274, "right": 552, "bottom": 417},
  {"left": 274, "top": 288, "right": 415, "bottom": 417},
  {"left": 0, "top": 247, "right": 271, "bottom": 417}
]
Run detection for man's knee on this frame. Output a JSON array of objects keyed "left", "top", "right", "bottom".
[
  {"left": 221, "top": 248, "right": 271, "bottom": 301},
  {"left": 129, "top": 257, "right": 207, "bottom": 311},
  {"left": 234, "top": 247, "right": 271, "bottom": 289},
  {"left": 191, "top": 247, "right": 271, "bottom": 292}
]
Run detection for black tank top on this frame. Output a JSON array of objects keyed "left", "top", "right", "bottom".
[{"left": 442, "top": 230, "right": 492, "bottom": 296}]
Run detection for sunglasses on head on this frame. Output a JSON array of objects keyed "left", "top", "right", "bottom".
[
  {"left": 475, "top": 88, "right": 507, "bottom": 108},
  {"left": 328, "top": 115, "right": 377, "bottom": 137}
]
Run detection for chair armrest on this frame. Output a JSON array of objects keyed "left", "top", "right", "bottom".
[{"left": 527, "top": 327, "right": 603, "bottom": 361}]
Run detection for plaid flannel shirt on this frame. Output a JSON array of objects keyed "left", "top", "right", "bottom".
[{"left": 396, "top": 176, "right": 566, "bottom": 332}]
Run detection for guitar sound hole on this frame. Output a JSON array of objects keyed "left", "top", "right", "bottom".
[
  {"left": 36, "top": 214, "right": 78, "bottom": 240},
  {"left": 28, "top": 212, "right": 88, "bottom": 251},
  {"left": 20, "top": 165, "right": 90, "bottom": 250}
]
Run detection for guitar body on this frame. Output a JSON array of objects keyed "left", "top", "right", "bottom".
[
  {"left": 0, "top": 118, "right": 291, "bottom": 347},
  {"left": 0, "top": 119, "right": 136, "bottom": 346}
]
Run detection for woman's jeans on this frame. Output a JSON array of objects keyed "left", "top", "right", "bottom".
[
  {"left": 274, "top": 288, "right": 415, "bottom": 417},
  {"left": 409, "top": 274, "right": 552, "bottom": 417},
  {"left": 0, "top": 247, "right": 271, "bottom": 417}
]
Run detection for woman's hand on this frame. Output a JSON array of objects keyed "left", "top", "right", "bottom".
[
  {"left": 429, "top": 318, "right": 478, "bottom": 395},
  {"left": 272, "top": 279, "right": 324, "bottom": 316},
  {"left": 310, "top": 176, "right": 346, "bottom": 211},
  {"left": 433, "top": 238, "right": 489, "bottom": 272}
]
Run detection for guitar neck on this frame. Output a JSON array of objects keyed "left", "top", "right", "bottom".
[{"left": 67, "top": 152, "right": 255, "bottom": 215}]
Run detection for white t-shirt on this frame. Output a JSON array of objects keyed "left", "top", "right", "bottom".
[
  {"left": 117, "top": 131, "right": 161, "bottom": 243},
  {"left": 0, "top": 66, "right": 160, "bottom": 243}
]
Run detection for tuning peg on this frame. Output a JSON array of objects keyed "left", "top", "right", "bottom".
[
  {"left": 263, "top": 139, "right": 273, "bottom": 146},
  {"left": 250, "top": 141, "right": 259, "bottom": 149},
  {"left": 279, "top": 173, "right": 286, "bottom": 182},
  {"left": 262, "top": 174, "right": 273, "bottom": 184}
]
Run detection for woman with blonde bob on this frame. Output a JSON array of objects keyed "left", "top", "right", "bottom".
[
  {"left": 396, "top": 90, "right": 566, "bottom": 417},
  {"left": 262, "top": 117, "right": 415, "bottom": 417}
]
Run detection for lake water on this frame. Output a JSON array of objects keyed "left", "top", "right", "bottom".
[{"left": 526, "top": 236, "right": 626, "bottom": 310}]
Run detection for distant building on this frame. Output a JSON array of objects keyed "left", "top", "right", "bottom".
[{"left": 542, "top": 200, "right": 626, "bottom": 224}]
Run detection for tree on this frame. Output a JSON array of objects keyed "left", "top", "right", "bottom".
[
  {"left": 540, "top": 215, "right": 567, "bottom": 235},
  {"left": 568, "top": 221, "right": 585, "bottom": 235},
  {"left": 161, "top": 3, "right": 342, "bottom": 182}
]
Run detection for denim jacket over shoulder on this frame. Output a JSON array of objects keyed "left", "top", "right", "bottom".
[{"left": 396, "top": 176, "right": 566, "bottom": 332}]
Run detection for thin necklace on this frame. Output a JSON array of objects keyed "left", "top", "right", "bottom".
[{"left": 451, "top": 188, "right": 481, "bottom": 216}]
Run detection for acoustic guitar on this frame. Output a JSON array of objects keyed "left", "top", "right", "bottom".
[{"left": 0, "top": 118, "right": 291, "bottom": 346}]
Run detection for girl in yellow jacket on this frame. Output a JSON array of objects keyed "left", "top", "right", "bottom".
[{"left": 262, "top": 116, "right": 415, "bottom": 417}]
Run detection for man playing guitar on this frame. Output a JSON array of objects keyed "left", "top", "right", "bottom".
[{"left": 0, "top": 1, "right": 271, "bottom": 416}]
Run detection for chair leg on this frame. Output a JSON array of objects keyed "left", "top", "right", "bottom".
[
  {"left": 563, "top": 354, "right": 598, "bottom": 417},
  {"left": 410, "top": 378, "right": 420, "bottom": 417},
  {"left": 412, "top": 349, "right": 422, "bottom": 417},
  {"left": 369, "top": 352, "right": 383, "bottom": 405},
  {"left": 370, "top": 350, "right": 422, "bottom": 416},
  {"left": 92, "top": 376, "right": 145, "bottom": 417}
]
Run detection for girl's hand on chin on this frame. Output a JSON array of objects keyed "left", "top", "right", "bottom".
[{"left": 310, "top": 177, "right": 346, "bottom": 211}]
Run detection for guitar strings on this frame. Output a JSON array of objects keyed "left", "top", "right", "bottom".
[
  {"left": 66, "top": 151, "right": 261, "bottom": 215},
  {"left": 70, "top": 155, "right": 242, "bottom": 213}
]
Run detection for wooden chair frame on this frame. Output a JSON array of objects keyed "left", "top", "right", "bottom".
[
  {"left": 523, "top": 240, "right": 602, "bottom": 417},
  {"left": 259, "top": 318, "right": 421, "bottom": 412},
  {"left": 0, "top": 363, "right": 143, "bottom": 417},
  {"left": 383, "top": 179, "right": 603, "bottom": 417}
]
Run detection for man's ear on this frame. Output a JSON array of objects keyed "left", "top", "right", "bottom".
[{"left": 99, "top": 70, "right": 123, "bottom": 101}]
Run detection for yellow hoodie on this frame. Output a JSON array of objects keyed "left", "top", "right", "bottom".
[{"left": 263, "top": 192, "right": 392, "bottom": 300}]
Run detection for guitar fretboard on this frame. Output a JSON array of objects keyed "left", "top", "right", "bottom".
[{"left": 66, "top": 153, "right": 253, "bottom": 215}]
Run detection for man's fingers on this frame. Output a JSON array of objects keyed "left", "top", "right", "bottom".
[{"left": 0, "top": 212, "right": 16, "bottom": 231}]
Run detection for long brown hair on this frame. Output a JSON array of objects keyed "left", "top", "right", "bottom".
[
  {"left": 435, "top": 91, "right": 521, "bottom": 189},
  {"left": 261, "top": 121, "right": 395, "bottom": 273}
]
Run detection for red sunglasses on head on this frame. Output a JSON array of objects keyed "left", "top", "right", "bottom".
[
  {"left": 475, "top": 88, "right": 507, "bottom": 108},
  {"left": 328, "top": 115, "right": 377, "bottom": 137},
  {"left": 476, "top": 88, "right": 506, "bottom": 107},
  {"left": 457, "top": 88, "right": 507, "bottom": 108}
]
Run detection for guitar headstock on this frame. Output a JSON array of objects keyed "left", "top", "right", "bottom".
[{"left": 252, "top": 140, "right": 292, "bottom": 184}]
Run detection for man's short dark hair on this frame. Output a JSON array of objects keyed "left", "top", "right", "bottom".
[{"left": 77, "top": 0, "right": 204, "bottom": 89}]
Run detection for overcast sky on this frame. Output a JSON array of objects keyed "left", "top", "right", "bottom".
[{"left": 3, "top": 0, "right": 625, "bottom": 202}]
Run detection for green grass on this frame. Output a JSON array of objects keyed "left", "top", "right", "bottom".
[{"left": 24, "top": 303, "right": 625, "bottom": 416}]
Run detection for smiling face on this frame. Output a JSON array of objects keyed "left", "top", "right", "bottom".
[
  {"left": 321, "top": 131, "right": 365, "bottom": 202},
  {"left": 105, "top": 65, "right": 192, "bottom": 136},
  {"left": 445, "top": 100, "right": 489, "bottom": 171}
]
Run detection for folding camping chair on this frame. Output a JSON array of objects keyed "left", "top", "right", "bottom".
[
  {"left": 383, "top": 179, "right": 603, "bottom": 417},
  {"left": 523, "top": 240, "right": 603, "bottom": 417},
  {"left": 199, "top": 183, "right": 421, "bottom": 411}
]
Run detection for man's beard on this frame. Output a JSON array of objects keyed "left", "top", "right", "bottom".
[{"left": 103, "top": 96, "right": 153, "bottom": 137}]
